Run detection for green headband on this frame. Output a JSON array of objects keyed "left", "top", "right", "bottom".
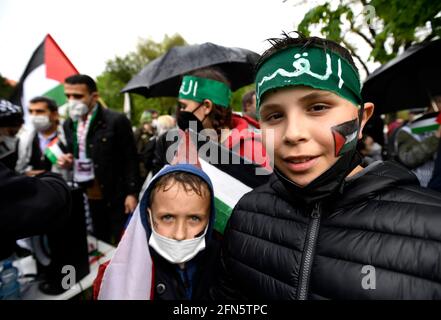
[
  {"left": 178, "top": 75, "right": 231, "bottom": 108},
  {"left": 255, "top": 46, "right": 362, "bottom": 114}
]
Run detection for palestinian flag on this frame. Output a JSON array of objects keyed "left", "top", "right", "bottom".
[
  {"left": 409, "top": 113, "right": 440, "bottom": 134},
  {"left": 10, "top": 34, "right": 78, "bottom": 122},
  {"left": 44, "top": 137, "right": 64, "bottom": 165},
  {"left": 332, "top": 118, "right": 359, "bottom": 157}
]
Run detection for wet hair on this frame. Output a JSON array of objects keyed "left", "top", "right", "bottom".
[
  {"left": 64, "top": 74, "right": 97, "bottom": 93},
  {"left": 188, "top": 68, "right": 233, "bottom": 136},
  {"left": 149, "top": 171, "right": 211, "bottom": 206},
  {"left": 29, "top": 96, "right": 58, "bottom": 112},
  {"left": 257, "top": 31, "right": 357, "bottom": 73},
  {"left": 242, "top": 89, "right": 256, "bottom": 112}
]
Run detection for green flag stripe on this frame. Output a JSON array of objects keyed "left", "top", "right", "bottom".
[
  {"left": 411, "top": 124, "right": 439, "bottom": 134},
  {"left": 44, "top": 149, "right": 58, "bottom": 164},
  {"left": 43, "top": 84, "right": 67, "bottom": 106},
  {"left": 214, "top": 197, "right": 233, "bottom": 234}
]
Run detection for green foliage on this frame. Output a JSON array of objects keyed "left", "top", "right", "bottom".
[
  {"left": 96, "top": 34, "right": 187, "bottom": 126},
  {"left": 294, "top": 0, "right": 441, "bottom": 72},
  {"left": 230, "top": 84, "right": 255, "bottom": 112},
  {"left": 0, "top": 73, "right": 14, "bottom": 100},
  {"left": 96, "top": 33, "right": 256, "bottom": 125}
]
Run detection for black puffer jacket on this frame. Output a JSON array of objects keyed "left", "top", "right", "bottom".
[{"left": 215, "top": 161, "right": 441, "bottom": 299}]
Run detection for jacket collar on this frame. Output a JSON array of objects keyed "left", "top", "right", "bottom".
[
  {"left": 271, "top": 151, "right": 362, "bottom": 207},
  {"left": 270, "top": 159, "right": 419, "bottom": 211}
]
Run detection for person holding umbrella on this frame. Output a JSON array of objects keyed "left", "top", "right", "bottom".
[{"left": 152, "top": 67, "right": 270, "bottom": 174}]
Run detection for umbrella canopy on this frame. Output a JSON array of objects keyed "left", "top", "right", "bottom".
[
  {"left": 122, "top": 42, "right": 260, "bottom": 98},
  {"left": 362, "top": 39, "right": 441, "bottom": 114}
]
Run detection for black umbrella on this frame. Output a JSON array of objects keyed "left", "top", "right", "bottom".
[
  {"left": 121, "top": 42, "right": 260, "bottom": 98},
  {"left": 362, "top": 39, "right": 441, "bottom": 114}
]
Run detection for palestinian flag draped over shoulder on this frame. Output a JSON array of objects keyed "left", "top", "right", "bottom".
[{"left": 11, "top": 34, "right": 78, "bottom": 119}]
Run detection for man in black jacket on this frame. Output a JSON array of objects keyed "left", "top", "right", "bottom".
[
  {"left": 60, "top": 74, "right": 139, "bottom": 245},
  {"left": 213, "top": 34, "right": 441, "bottom": 299},
  {"left": 0, "top": 162, "right": 71, "bottom": 259}
]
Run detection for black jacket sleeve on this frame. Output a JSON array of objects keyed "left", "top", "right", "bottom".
[
  {"left": 114, "top": 114, "right": 140, "bottom": 196},
  {"left": 0, "top": 162, "right": 71, "bottom": 240}
]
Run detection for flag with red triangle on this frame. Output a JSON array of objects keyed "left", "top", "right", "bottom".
[
  {"left": 331, "top": 118, "right": 359, "bottom": 157},
  {"left": 10, "top": 34, "right": 79, "bottom": 122}
]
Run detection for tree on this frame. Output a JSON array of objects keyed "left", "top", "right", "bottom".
[
  {"left": 230, "top": 84, "right": 255, "bottom": 113},
  {"left": 0, "top": 73, "right": 14, "bottom": 100},
  {"left": 290, "top": 0, "right": 441, "bottom": 75},
  {"left": 96, "top": 33, "right": 254, "bottom": 125},
  {"left": 96, "top": 34, "right": 187, "bottom": 126}
]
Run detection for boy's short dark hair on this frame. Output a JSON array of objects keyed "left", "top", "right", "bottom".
[
  {"left": 64, "top": 74, "right": 97, "bottom": 93},
  {"left": 257, "top": 32, "right": 357, "bottom": 73},
  {"left": 149, "top": 171, "right": 211, "bottom": 206},
  {"left": 29, "top": 96, "right": 58, "bottom": 112}
]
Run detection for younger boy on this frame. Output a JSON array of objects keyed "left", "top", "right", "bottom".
[
  {"left": 213, "top": 34, "right": 441, "bottom": 299},
  {"left": 94, "top": 164, "right": 220, "bottom": 300}
]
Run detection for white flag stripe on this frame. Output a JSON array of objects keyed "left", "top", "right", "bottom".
[
  {"left": 410, "top": 117, "right": 438, "bottom": 129},
  {"left": 48, "top": 143, "right": 64, "bottom": 158},
  {"left": 345, "top": 131, "right": 358, "bottom": 144},
  {"left": 98, "top": 204, "right": 153, "bottom": 300},
  {"left": 200, "top": 158, "right": 252, "bottom": 209}
]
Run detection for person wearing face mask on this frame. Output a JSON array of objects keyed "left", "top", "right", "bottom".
[
  {"left": 0, "top": 99, "right": 23, "bottom": 170},
  {"left": 93, "top": 164, "right": 220, "bottom": 300},
  {"left": 15, "top": 96, "right": 70, "bottom": 179},
  {"left": 61, "top": 74, "right": 140, "bottom": 245},
  {"left": 151, "top": 68, "right": 270, "bottom": 175}
]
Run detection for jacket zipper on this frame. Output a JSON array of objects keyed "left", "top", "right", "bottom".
[{"left": 298, "top": 202, "right": 322, "bottom": 300}]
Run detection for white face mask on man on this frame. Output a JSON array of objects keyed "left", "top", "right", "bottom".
[
  {"left": 68, "top": 100, "right": 89, "bottom": 121},
  {"left": 147, "top": 210, "right": 208, "bottom": 264},
  {"left": 30, "top": 115, "right": 51, "bottom": 131}
]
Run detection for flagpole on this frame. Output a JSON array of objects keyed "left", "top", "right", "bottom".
[{"left": 123, "top": 92, "right": 131, "bottom": 120}]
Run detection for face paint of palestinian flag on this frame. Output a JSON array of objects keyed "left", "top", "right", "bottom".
[
  {"left": 332, "top": 118, "right": 359, "bottom": 157},
  {"left": 10, "top": 34, "right": 78, "bottom": 125}
]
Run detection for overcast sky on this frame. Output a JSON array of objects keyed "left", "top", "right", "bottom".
[{"left": 0, "top": 0, "right": 374, "bottom": 82}]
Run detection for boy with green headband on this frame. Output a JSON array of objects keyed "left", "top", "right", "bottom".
[{"left": 213, "top": 34, "right": 441, "bottom": 299}]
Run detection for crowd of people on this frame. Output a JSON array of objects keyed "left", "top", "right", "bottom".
[{"left": 1, "top": 32, "right": 441, "bottom": 300}]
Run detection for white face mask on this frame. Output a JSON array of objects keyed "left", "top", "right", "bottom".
[
  {"left": 30, "top": 115, "right": 51, "bottom": 131},
  {"left": 68, "top": 100, "right": 89, "bottom": 121},
  {"left": 147, "top": 211, "right": 208, "bottom": 264}
]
